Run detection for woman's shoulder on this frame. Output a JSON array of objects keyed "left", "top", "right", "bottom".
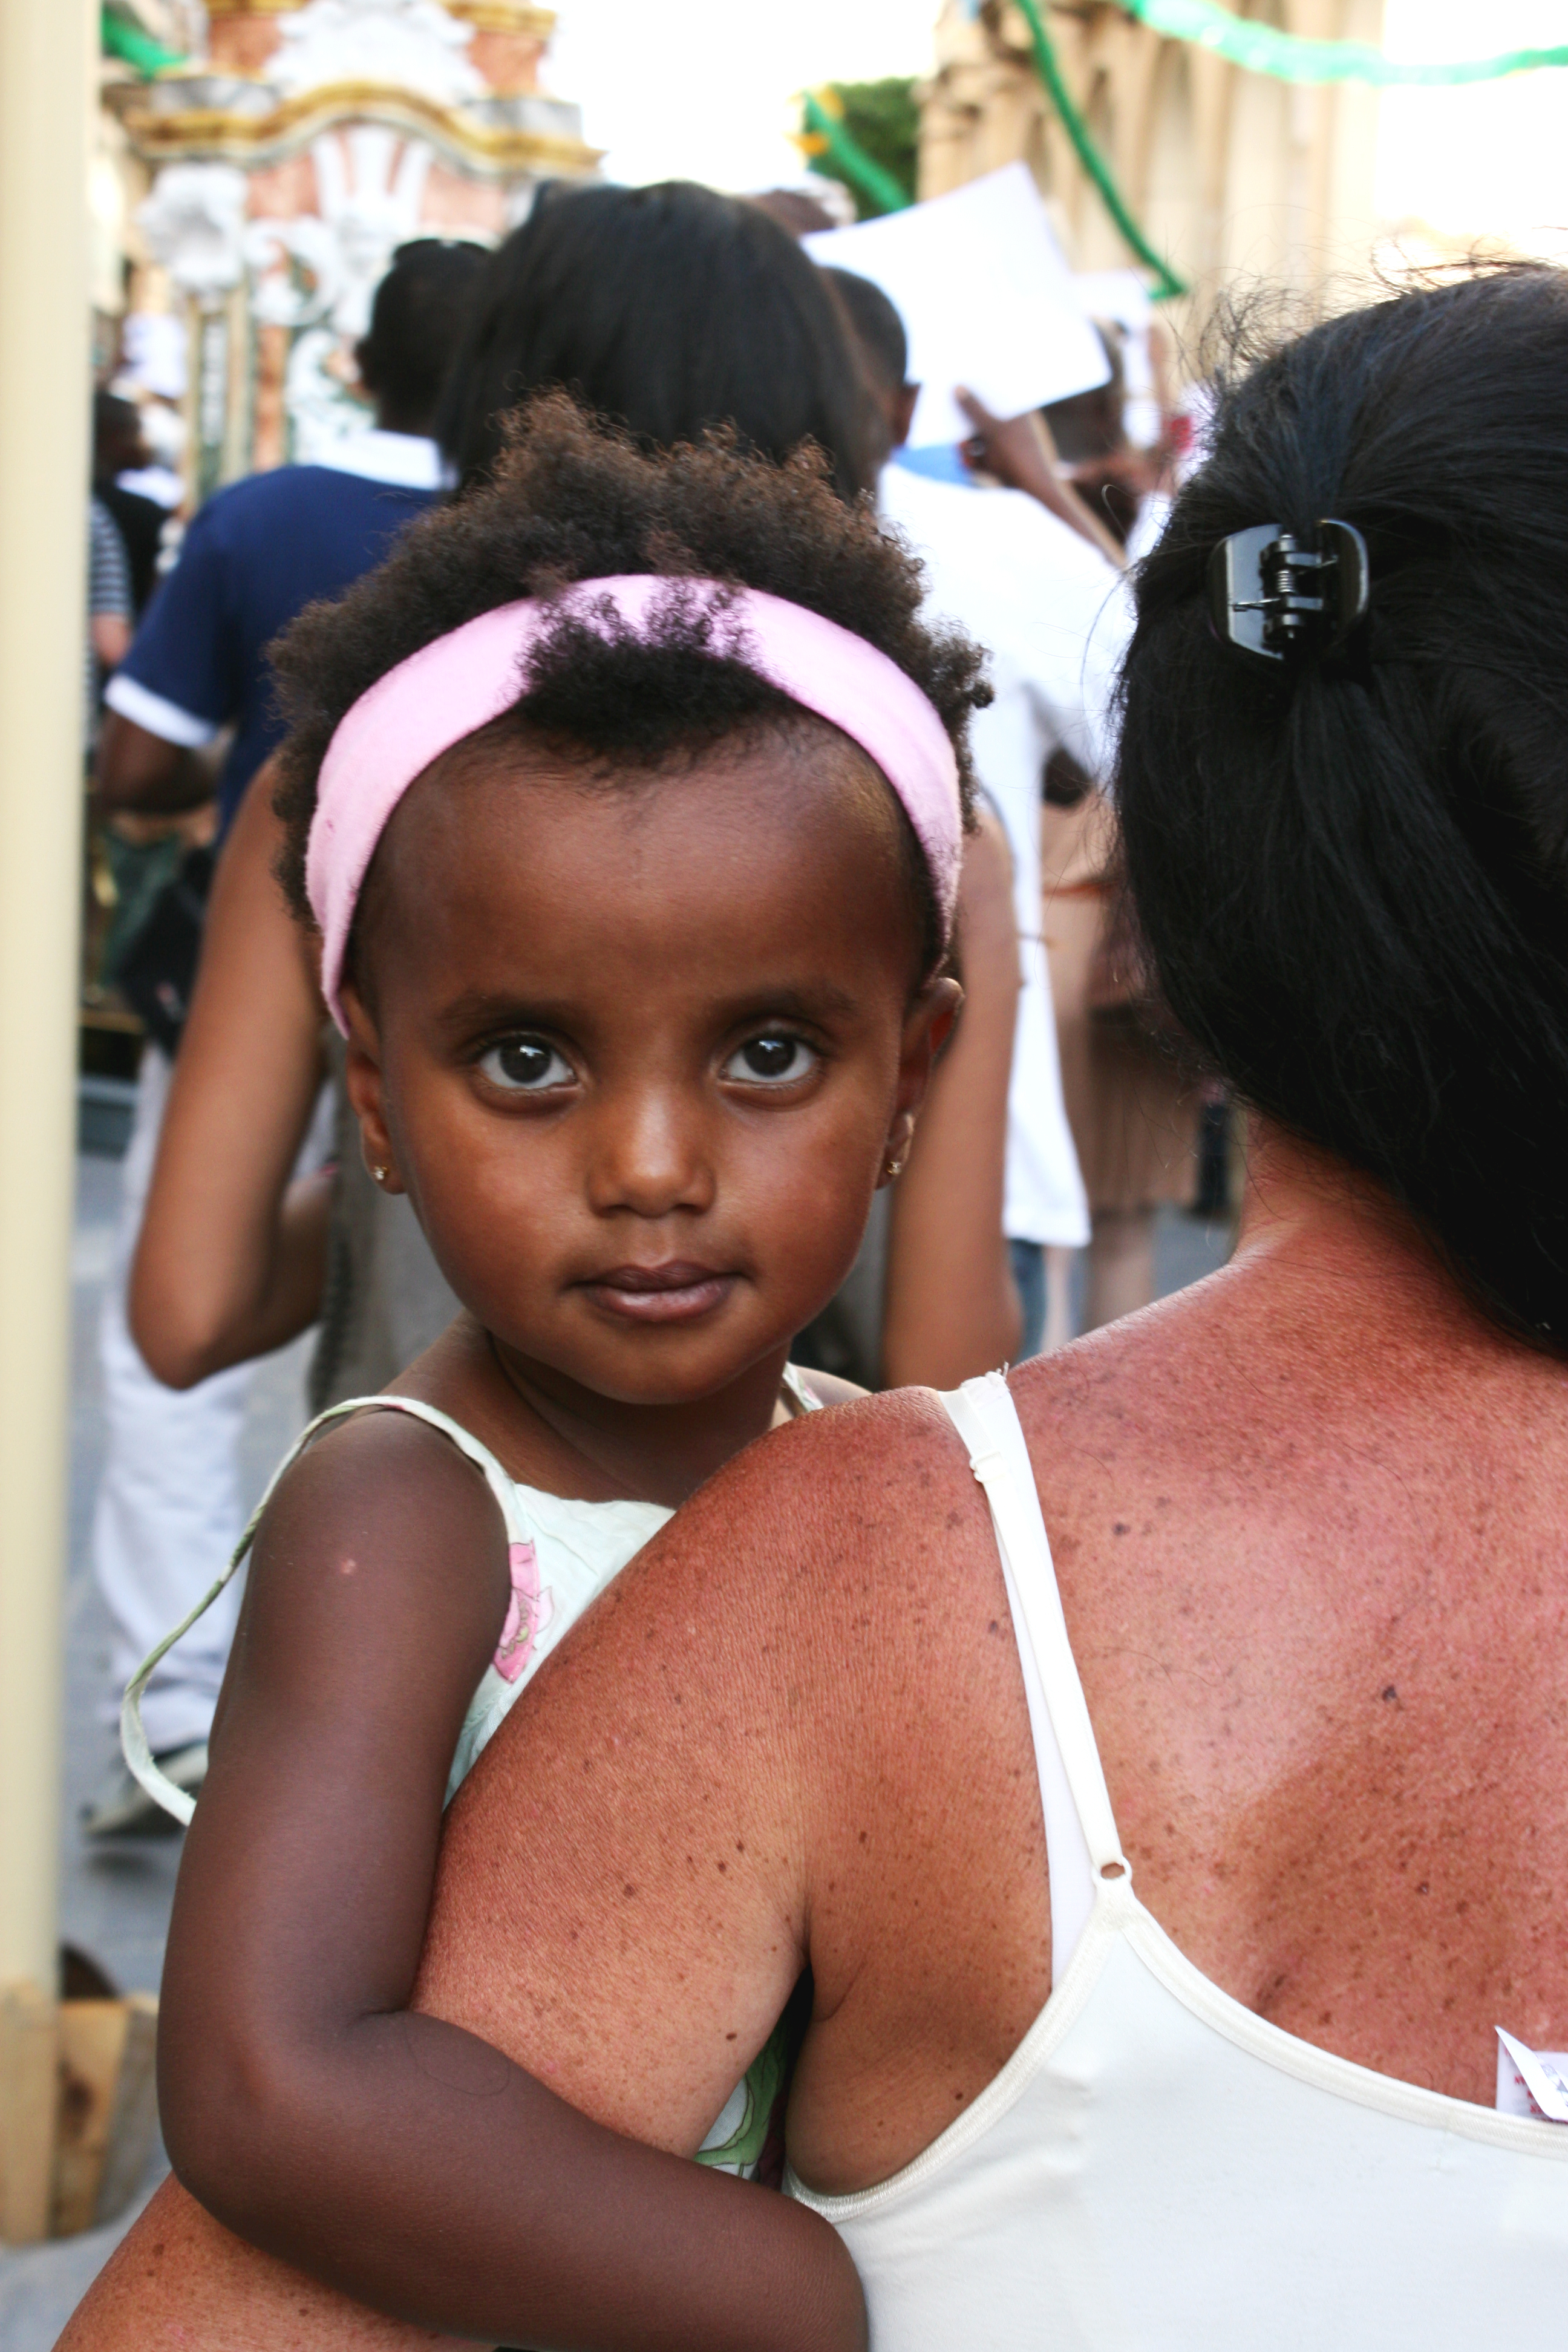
[
  {"left": 619, "top": 1381, "right": 987, "bottom": 1629},
  {"left": 765, "top": 1377, "right": 966, "bottom": 1480}
]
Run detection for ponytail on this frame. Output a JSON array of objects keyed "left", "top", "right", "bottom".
[{"left": 1118, "top": 269, "right": 1568, "bottom": 1348}]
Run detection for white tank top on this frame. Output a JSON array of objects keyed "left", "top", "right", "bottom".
[
  {"left": 788, "top": 1371, "right": 1568, "bottom": 2347},
  {"left": 122, "top": 1367, "right": 821, "bottom": 1820},
  {"left": 120, "top": 1372, "right": 823, "bottom": 2181}
]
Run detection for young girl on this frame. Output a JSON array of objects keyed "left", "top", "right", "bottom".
[{"left": 123, "top": 393, "right": 988, "bottom": 2348}]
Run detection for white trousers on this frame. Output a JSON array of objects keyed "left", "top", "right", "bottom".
[{"left": 91, "top": 1047, "right": 252, "bottom": 1753}]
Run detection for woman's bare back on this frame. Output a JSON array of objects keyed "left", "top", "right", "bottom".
[
  {"left": 423, "top": 1129, "right": 1568, "bottom": 2192},
  {"left": 808, "top": 1143, "right": 1568, "bottom": 2183},
  {"left": 1020, "top": 1151, "right": 1568, "bottom": 2114}
]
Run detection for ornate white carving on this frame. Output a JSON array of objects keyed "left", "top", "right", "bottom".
[
  {"left": 244, "top": 211, "right": 340, "bottom": 332},
  {"left": 270, "top": 0, "right": 485, "bottom": 103},
  {"left": 243, "top": 128, "right": 432, "bottom": 342},
  {"left": 312, "top": 125, "right": 434, "bottom": 333},
  {"left": 245, "top": 125, "right": 449, "bottom": 456},
  {"left": 137, "top": 162, "right": 249, "bottom": 307},
  {"left": 284, "top": 324, "right": 367, "bottom": 464}
]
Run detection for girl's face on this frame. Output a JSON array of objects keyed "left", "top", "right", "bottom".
[{"left": 341, "top": 725, "right": 957, "bottom": 1407}]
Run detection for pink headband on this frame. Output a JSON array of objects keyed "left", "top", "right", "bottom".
[{"left": 305, "top": 574, "right": 962, "bottom": 1031}]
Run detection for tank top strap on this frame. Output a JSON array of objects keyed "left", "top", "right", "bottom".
[
  {"left": 343, "top": 1394, "right": 531, "bottom": 1541},
  {"left": 942, "top": 1372, "right": 1129, "bottom": 1971},
  {"left": 120, "top": 1393, "right": 525, "bottom": 1829},
  {"left": 780, "top": 1362, "right": 824, "bottom": 1416}
]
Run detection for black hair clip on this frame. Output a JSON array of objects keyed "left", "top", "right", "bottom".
[{"left": 1208, "top": 519, "right": 1370, "bottom": 668}]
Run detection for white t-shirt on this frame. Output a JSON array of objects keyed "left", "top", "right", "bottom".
[{"left": 880, "top": 462, "right": 1132, "bottom": 1247}]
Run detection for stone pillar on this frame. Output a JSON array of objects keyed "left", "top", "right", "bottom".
[{"left": 0, "top": 0, "right": 94, "bottom": 2243}]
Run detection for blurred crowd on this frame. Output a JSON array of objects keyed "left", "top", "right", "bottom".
[{"left": 77, "top": 178, "right": 1223, "bottom": 1837}]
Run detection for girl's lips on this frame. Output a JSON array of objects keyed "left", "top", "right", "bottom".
[{"left": 580, "top": 1266, "right": 736, "bottom": 1325}]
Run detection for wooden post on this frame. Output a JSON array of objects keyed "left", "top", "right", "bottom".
[
  {"left": 0, "top": 0, "right": 96, "bottom": 2244},
  {"left": 53, "top": 1995, "right": 160, "bottom": 2237},
  {"left": 0, "top": 1987, "right": 57, "bottom": 2243}
]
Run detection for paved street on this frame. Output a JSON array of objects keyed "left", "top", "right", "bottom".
[{"left": 2, "top": 1144, "right": 1229, "bottom": 2345}]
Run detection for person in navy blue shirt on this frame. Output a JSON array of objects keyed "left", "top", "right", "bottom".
[
  {"left": 99, "top": 238, "right": 487, "bottom": 832},
  {"left": 83, "top": 238, "right": 486, "bottom": 1838}
]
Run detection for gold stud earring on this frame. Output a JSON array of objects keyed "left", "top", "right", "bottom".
[
  {"left": 884, "top": 1155, "right": 904, "bottom": 1182},
  {"left": 371, "top": 1163, "right": 389, "bottom": 1186}
]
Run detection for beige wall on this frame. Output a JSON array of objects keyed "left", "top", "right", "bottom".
[{"left": 920, "top": 1, "right": 1385, "bottom": 348}]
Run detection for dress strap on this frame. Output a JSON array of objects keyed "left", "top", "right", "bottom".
[
  {"left": 942, "top": 1371, "right": 1129, "bottom": 1978},
  {"left": 120, "top": 1393, "right": 524, "bottom": 1828},
  {"left": 780, "top": 1363, "right": 824, "bottom": 1416}
]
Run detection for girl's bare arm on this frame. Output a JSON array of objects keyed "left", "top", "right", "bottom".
[
  {"left": 881, "top": 803, "right": 1022, "bottom": 1387},
  {"left": 118, "top": 1408, "right": 861, "bottom": 2352},
  {"left": 128, "top": 762, "right": 331, "bottom": 1388}
]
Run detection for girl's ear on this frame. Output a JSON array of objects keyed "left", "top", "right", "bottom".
[
  {"left": 885, "top": 973, "right": 963, "bottom": 1172},
  {"left": 339, "top": 981, "right": 405, "bottom": 1195},
  {"left": 916, "top": 973, "right": 963, "bottom": 1065}
]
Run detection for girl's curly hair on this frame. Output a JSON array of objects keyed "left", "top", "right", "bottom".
[{"left": 271, "top": 391, "right": 991, "bottom": 969}]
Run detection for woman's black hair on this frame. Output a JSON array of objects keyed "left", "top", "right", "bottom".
[
  {"left": 433, "top": 180, "right": 879, "bottom": 500},
  {"left": 1119, "top": 266, "right": 1568, "bottom": 1351},
  {"left": 272, "top": 392, "right": 987, "bottom": 972}
]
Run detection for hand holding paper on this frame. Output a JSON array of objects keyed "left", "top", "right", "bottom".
[{"left": 803, "top": 163, "right": 1111, "bottom": 448}]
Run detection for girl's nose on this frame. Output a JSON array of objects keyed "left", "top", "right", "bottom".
[{"left": 584, "top": 1089, "right": 716, "bottom": 1219}]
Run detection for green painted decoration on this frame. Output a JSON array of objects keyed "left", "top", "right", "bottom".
[
  {"left": 1014, "top": 0, "right": 1187, "bottom": 298},
  {"left": 800, "top": 89, "right": 917, "bottom": 220},
  {"left": 1120, "top": 0, "right": 1568, "bottom": 87}
]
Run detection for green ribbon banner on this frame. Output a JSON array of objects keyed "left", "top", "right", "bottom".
[
  {"left": 1014, "top": 0, "right": 1186, "bottom": 296},
  {"left": 1120, "top": 1, "right": 1568, "bottom": 88}
]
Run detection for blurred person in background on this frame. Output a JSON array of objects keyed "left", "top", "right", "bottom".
[
  {"left": 825, "top": 264, "right": 1131, "bottom": 1357},
  {"left": 1040, "top": 781, "right": 1208, "bottom": 1330},
  {"left": 85, "top": 495, "right": 133, "bottom": 754},
  {"left": 128, "top": 180, "right": 1023, "bottom": 1531},
  {"left": 80, "top": 238, "right": 488, "bottom": 1837},
  {"left": 98, "top": 238, "right": 489, "bottom": 838},
  {"left": 1038, "top": 338, "right": 1209, "bottom": 1330},
  {"left": 93, "top": 389, "right": 169, "bottom": 620},
  {"left": 87, "top": 397, "right": 201, "bottom": 1007}
]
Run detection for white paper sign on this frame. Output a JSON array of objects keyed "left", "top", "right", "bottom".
[
  {"left": 1495, "top": 2027, "right": 1568, "bottom": 2121},
  {"left": 1073, "top": 269, "right": 1154, "bottom": 336},
  {"left": 803, "top": 162, "right": 1111, "bottom": 450}
]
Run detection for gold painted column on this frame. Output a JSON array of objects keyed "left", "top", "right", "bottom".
[{"left": 0, "top": 0, "right": 95, "bottom": 2244}]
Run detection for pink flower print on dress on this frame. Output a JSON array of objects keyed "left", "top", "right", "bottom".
[{"left": 494, "top": 1540, "right": 555, "bottom": 1683}]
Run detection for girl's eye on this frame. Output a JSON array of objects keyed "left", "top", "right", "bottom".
[
  {"left": 478, "top": 1037, "right": 575, "bottom": 1093},
  {"left": 724, "top": 1034, "right": 818, "bottom": 1087}
]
